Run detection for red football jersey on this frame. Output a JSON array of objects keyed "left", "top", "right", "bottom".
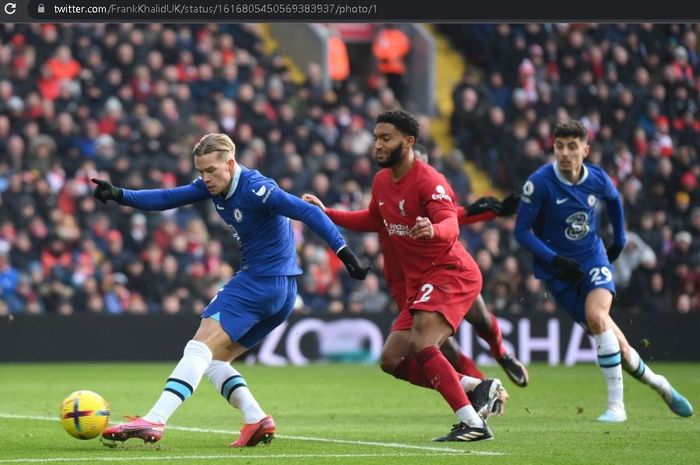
[
  {"left": 325, "top": 172, "right": 490, "bottom": 316},
  {"left": 368, "top": 160, "right": 480, "bottom": 300}
]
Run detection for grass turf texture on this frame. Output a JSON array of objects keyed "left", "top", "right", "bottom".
[{"left": 0, "top": 362, "right": 698, "bottom": 465}]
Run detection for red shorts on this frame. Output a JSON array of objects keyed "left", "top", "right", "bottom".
[{"left": 391, "top": 267, "right": 482, "bottom": 333}]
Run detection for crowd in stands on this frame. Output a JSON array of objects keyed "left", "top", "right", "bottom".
[{"left": 0, "top": 23, "right": 697, "bottom": 319}]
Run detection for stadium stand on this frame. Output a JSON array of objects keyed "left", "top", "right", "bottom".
[{"left": 0, "top": 23, "right": 698, "bottom": 318}]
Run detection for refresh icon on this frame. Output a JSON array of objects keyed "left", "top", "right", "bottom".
[{"left": 4, "top": 2, "right": 16, "bottom": 14}]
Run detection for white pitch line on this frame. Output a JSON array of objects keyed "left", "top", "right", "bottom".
[
  {"left": 0, "top": 412, "right": 505, "bottom": 456},
  {"left": 0, "top": 453, "right": 460, "bottom": 464}
]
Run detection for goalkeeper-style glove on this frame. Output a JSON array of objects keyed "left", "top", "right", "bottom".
[
  {"left": 91, "top": 179, "right": 124, "bottom": 204},
  {"left": 466, "top": 196, "right": 502, "bottom": 216},
  {"left": 337, "top": 246, "right": 371, "bottom": 280},
  {"left": 551, "top": 255, "right": 584, "bottom": 283},
  {"left": 498, "top": 192, "right": 520, "bottom": 217},
  {"left": 606, "top": 243, "right": 624, "bottom": 263}
]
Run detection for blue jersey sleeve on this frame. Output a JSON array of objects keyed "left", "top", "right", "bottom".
[
  {"left": 265, "top": 187, "right": 347, "bottom": 253},
  {"left": 602, "top": 174, "right": 627, "bottom": 247},
  {"left": 121, "top": 178, "right": 210, "bottom": 210},
  {"left": 514, "top": 176, "right": 558, "bottom": 263}
]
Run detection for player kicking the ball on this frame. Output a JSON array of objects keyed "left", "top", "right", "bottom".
[{"left": 94, "top": 133, "right": 369, "bottom": 446}]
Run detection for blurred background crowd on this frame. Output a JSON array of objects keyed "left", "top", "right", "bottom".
[{"left": 0, "top": 23, "right": 698, "bottom": 318}]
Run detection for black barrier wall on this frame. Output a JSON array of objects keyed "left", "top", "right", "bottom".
[{"left": 1, "top": 313, "right": 698, "bottom": 363}]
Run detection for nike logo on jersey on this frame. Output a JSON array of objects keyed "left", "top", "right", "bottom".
[
  {"left": 253, "top": 186, "right": 267, "bottom": 196},
  {"left": 378, "top": 200, "right": 385, "bottom": 206},
  {"left": 556, "top": 198, "right": 569, "bottom": 205},
  {"left": 216, "top": 204, "right": 225, "bottom": 210}
]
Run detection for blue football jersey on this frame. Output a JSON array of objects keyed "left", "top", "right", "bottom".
[
  {"left": 121, "top": 165, "right": 346, "bottom": 276},
  {"left": 514, "top": 162, "right": 626, "bottom": 281}
]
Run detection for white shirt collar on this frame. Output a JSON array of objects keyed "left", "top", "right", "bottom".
[
  {"left": 224, "top": 164, "right": 242, "bottom": 200},
  {"left": 553, "top": 162, "right": 589, "bottom": 186}
]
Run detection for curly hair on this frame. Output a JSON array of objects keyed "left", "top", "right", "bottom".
[{"left": 376, "top": 110, "right": 420, "bottom": 140}]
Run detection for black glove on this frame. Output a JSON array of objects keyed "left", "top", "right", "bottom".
[
  {"left": 551, "top": 255, "right": 584, "bottom": 283},
  {"left": 337, "top": 246, "right": 371, "bottom": 280},
  {"left": 466, "top": 196, "right": 502, "bottom": 216},
  {"left": 606, "top": 243, "right": 624, "bottom": 263},
  {"left": 91, "top": 178, "right": 123, "bottom": 204},
  {"left": 498, "top": 192, "right": 520, "bottom": 217}
]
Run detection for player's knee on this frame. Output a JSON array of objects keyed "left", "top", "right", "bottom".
[
  {"left": 586, "top": 319, "right": 605, "bottom": 334},
  {"left": 585, "top": 309, "right": 609, "bottom": 333},
  {"left": 408, "top": 338, "right": 431, "bottom": 356},
  {"left": 379, "top": 353, "right": 400, "bottom": 374}
]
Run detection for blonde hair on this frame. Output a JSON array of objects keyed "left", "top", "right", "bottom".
[{"left": 192, "top": 133, "right": 236, "bottom": 159}]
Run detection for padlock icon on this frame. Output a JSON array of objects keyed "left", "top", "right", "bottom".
[{"left": 37, "top": 3, "right": 45, "bottom": 13}]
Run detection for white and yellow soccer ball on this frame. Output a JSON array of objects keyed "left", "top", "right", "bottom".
[{"left": 59, "top": 390, "right": 111, "bottom": 439}]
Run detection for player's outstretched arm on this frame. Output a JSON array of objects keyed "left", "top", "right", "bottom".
[
  {"left": 466, "top": 196, "right": 503, "bottom": 216},
  {"left": 92, "top": 179, "right": 123, "bottom": 204},
  {"left": 498, "top": 192, "right": 520, "bottom": 216},
  {"left": 457, "top": 192, "right": 520, "bottom": 225},
  {"left": 301, "top": 193, "right": 327, "bottom": 211},
  {"left": 337, "top": 245, "right": 371, "bottom": 280},
  {"left": 302, "top": 193, "right": 383, "bottom": 233},
  {"left": 458, "top": 206, "right": 494, "bottom": 225},
  {"left": 274, "top": 189, "right": 371, "bottom": 280},
  {"left": 92, "top": 178, "right": 209, "bottom": 211}
]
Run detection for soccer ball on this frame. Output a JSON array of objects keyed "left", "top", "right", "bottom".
[{"left": 59, "top": 390, "right": 111, "bottom": 440}]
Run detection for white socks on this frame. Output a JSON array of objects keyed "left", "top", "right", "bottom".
[
  {"left": 143, "top": 340, "right": 213, "bottom": 424},
  {"left": 624, "top": 347, "right": 667, "bottom": 393},
  {"left": 455, "top": 404, "right": 484, "bottom": 427},
  {"left": 459, "top": 375, "right": 482, "bottom": 393},
  {"left": 205, "top": 360, "right": 266, "bottom": 424},
  {"left": 594, "top": 329, "right": 624, "bottom": 411}
]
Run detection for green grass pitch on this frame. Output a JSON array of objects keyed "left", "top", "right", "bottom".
[{"left": 0, "top": 362, "right": 698, "bottom": 465}]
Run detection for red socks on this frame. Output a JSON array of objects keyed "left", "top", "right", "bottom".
[
  {"left": 456, "top": 353, "right": 486, "bottom": 379},
  {"left": 393, "top": 349, "right": 475, "bottom": 413},
  {"left": 416, "top": 346, "right": 470, "bottom": 412},
  {"left": 476, "top": 313, "right": 507, "bottom": 359},
  {"left": 393, "top": 356, "right": 432, "bottom": 388}
]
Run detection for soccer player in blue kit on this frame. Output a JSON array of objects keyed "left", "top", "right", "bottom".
[
  {"left": 514, "top": 120, "right": 693, "bottom": 422},
  {"left": 92, "top": 133, "right": 369, "bottom": 446}
]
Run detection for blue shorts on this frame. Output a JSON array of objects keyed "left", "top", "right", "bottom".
[
  {"left": 201, "top": 272, "right": 297, "bottom": 348},
  {"left": 545, "top": 259, "right": 616, "bottom": 325}
]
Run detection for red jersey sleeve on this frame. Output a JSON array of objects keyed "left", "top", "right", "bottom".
[
  {"left": 417, "top": 172, "right": 458, "bottom": 241},
  {"left": 326, "top": 208, "right": 383, "bottom": 233},
  {"left": 457, "top": 207, "right": 497, "bottom": 225}
]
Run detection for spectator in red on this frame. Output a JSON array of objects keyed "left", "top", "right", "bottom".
[
  {"left": 46, "top": 45, "right": 81, "bottom": 81},
  {"left": 372, "top": 25, "right": 411, "bottom": 101},
  {"left": 327, "top": 27, "right": 350, "bottom": 87}
]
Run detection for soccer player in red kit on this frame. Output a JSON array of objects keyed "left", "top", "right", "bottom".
[
  {"left": 339, "top": 110, "right": 492, "bottom": 441},
  {"left": 304, "top": 191, "right": 511, "bottom": 418},
  {"left": 304, "top": 187, "right": 528, "bottom": 384},
  {"left": 410, "top": 144, "right": 528, "bottom": 390}
]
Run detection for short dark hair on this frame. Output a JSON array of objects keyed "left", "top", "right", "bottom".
[
  {"left": 377, "top": 110, "right": 420, "bottom": 140},
  {"left": 553, "top": 120, "right": 588, "bottom": 141}
]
